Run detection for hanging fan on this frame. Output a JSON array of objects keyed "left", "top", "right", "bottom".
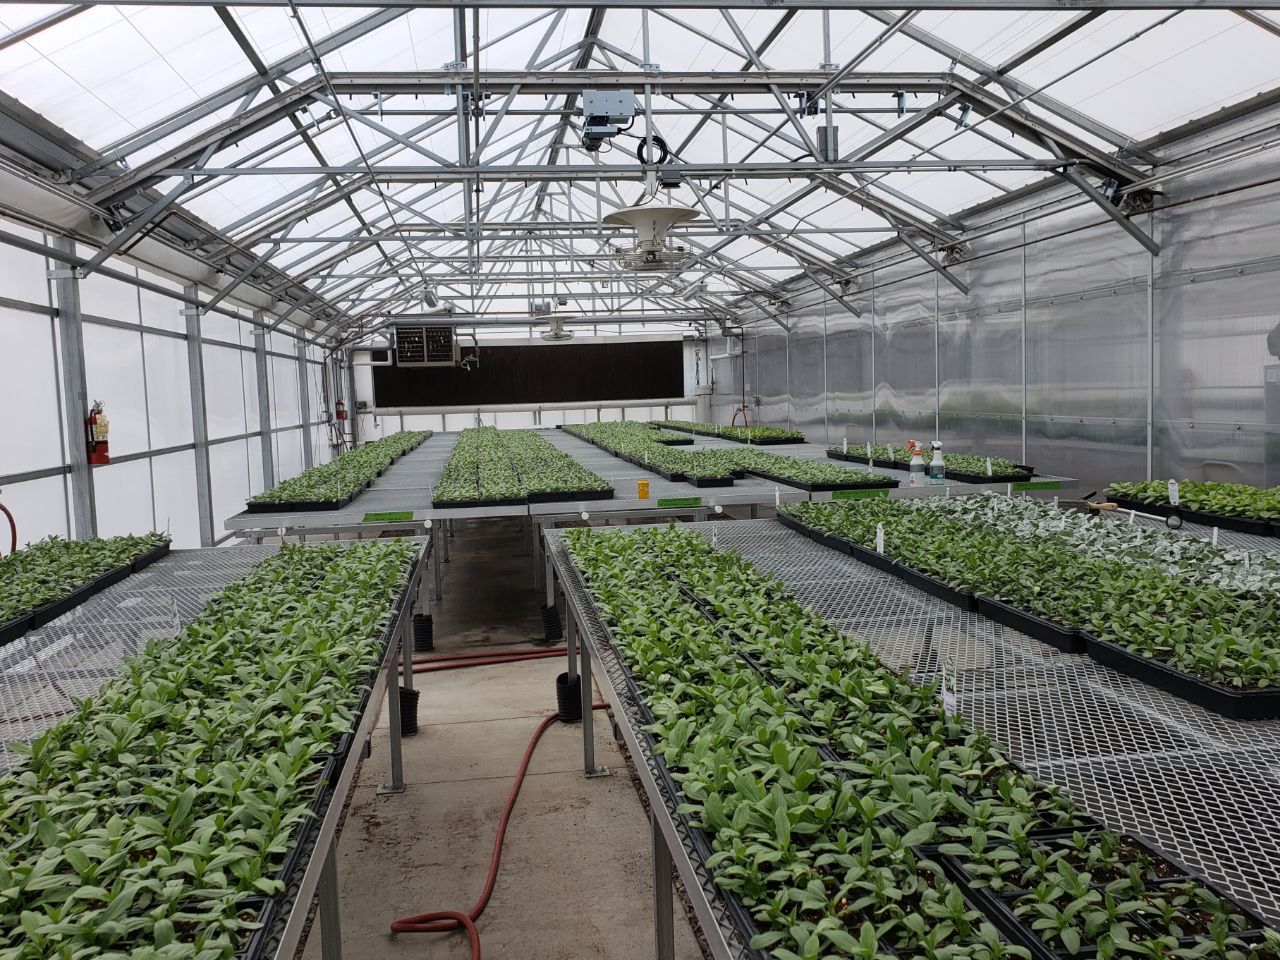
[{"left": 604, "top": 203, "right": 697, "bottom": 272}]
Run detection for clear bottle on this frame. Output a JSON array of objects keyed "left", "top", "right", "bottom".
[{"left": 928, "top": 440, "right": 945, "bottom": 484}]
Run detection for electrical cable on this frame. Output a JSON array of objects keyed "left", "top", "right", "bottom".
[
  {"left": 390, "top": 703, "right": 610, "bottom": 959},
  {"left": 413, "top": 650, "right": 567, "bottom": 674},
  {"left": 414, "top": 646, "right": 566, "bottom": 663}
]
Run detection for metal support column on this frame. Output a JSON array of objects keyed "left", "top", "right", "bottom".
[
  {"left": 1146, "top": 211, "right": 1156, "bottom": 481},
  {"left": 298, "top": 340, "right": 314, "bottom": 470},
  {"left": 50, "top": 237, "right": 97, "bottom": 539},
  {"left": 318, "top": 842, "right": 343, "bottom": 960},
  {"left": 184, "top": 283, "right": 216, "bottom": 547},
  {"left": 378, "top": 645, "right": 405, "bottom": 795},
  {"left": 252, "top": 324, "right": 275, "bottom": 490},
  {"left": 400, "top": 608, "right": 414, "bottom": 691},
  {"left": 345, "top": 358, "right": 360, "bottom": 448},
  {"left": 579, "top": 620, "right": 608, "bottom": 778},
  {"left": 651, "top": 810, "right": 676, "bottom": 960},
  {"left": 566, "top": 605, "right": 578, "bottom": 684}
]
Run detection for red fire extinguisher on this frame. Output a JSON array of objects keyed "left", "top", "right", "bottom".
[
  {"left": 335, "top": 399, "right": 347, "bottom": 422},
  {"left": 86, "top": 400, "right": 111, "bottom": 466}
]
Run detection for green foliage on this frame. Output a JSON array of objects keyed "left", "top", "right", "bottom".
[
  {"left": 432, "top": 427, "right": 612, "bottom": 505},
  {"left": 248, "top": 431, "right": 428, "bottom": 505},
  {"left": 782, "top": 496, "right": 1280, "bottom": 690},
  {"left": 0, "top": 533, "right": 169, "bottom": 624},
  {"left": 1108, "top": 480, "right": 1280, "bottom": 522},
  {"left": 657, "top": 419, "right": 806, "bottom": 444},
  {"left": 564, "top": 524, "right": 1270, "bottom": 958},
  {"left": 829, "top": 442, "right": 1027, "bottom": 479},
  {"left": 0, "top": 539, "right": 418, "bottom": 960}
]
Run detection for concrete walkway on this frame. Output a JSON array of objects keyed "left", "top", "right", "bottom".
[{"left": 300, "top": 518, "right": 703, "bottom": 960}]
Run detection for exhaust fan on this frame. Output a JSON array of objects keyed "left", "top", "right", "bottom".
[
  {"left": 539, "top": 314, "right": 576, "bottom": 342},
  {"left": 604, "top": 203, "right": 697, "bottom": 272}
]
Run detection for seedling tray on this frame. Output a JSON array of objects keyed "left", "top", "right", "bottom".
[
  {"left": 943, "top": 465, "right": 1036, "bottom": 485},
  {"left": 1081, "top": 632, "right": 1280, "bottom": 719},
  {"left": 234, "top": 896, "right": 279, "bottom": 960},
  {"left": 975, "top": 596, "right": 1083, "bottom": 653},
  {"left": 686, "top": 475, "right": 735, "bottom": 488},
  {"left": 726, "top": 435, "right": 803, "bottom": 445},
  {"left": 742, "top": 468, "right": 899, "bottom": 493},
  {"left": 245, "top": 493, "right": 357, "bottom": 513},
  {"left": 131, "top": 541, "right": 171, "bottom": 572},
  {"left": 921, "top": 826, "right": 1274, "bottom": 960},
  {"left": 28, "top": 581, "right": 99, "bottom": 629},
  {"left": 526, "top": 488, "right": 616, "bottom": 504},
  {"left": 1183, "top": 508, "right": 1278, "bottom": 537},
  {"left": 653, "top": 436, "right": 694, "bottom": 445},
  {"left": 826, "top": 450, "right": 873, "bottom": 465},
  {"left": 1105, "top": 495, "right": 1176, "bottom": 518},
  {"left": 892, "top": 562, "right": 978, "bottom": 611},
  {"left": 0, "top": 613, "right": 31, "bottom": 647}
]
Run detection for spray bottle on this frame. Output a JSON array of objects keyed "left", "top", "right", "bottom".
[
  {"left": 908, "top": 440, "right": 925, "bottom": 485},
  {"left": 928, "top": 440, "right": 945, "bottom": 484}
]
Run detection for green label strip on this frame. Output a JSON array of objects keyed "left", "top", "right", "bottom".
[
  {"left": 656, "top": 497, "right": 703, "bottom": 508},
  {"left": 363, "top": 511, "right": 415, "bottom": 523},
  {"left": 832, "top": 488, "right": 891, "bottom": 500},
  {"left": 1010, "top": 480, "right": 1062, "bottom": 491}
]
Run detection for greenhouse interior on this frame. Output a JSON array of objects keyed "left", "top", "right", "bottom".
[{"left": 3, "top": 1, "right": 1280, "bottom": 958}]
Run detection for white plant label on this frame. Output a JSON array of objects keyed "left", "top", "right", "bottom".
[
  {"left": 866, "top": 441, "right": 873, "bottom": 458},
  {"left": 842, "top": 438, "right": 848, "bottom": 454},
  {"left": 875, "top": 522, "right": 885, "bottom": 554},
  {"left": 1212, "top": 527, "right": 1220, "bottom": 547},
  {"left": 1168, "top": 479, "right": 1180, "bottom": 506},
  {"left": 712, "top": 530, "right": 719, "bottom": 549},
  {"left": 1128, "top": 509, "right": 1136, "bottom": 525},
  {"left": 774, "top": 486, "right": 781, "bottom": 507},
  {"left": 887, "top": 444, "right": 894, "bottom": 460},
  {"left": 941, "top": 664, "right": 958, "bottom": 715},
  {"left": 986, "top": 457, "right": 993, "bottom": 477},
  {"left": 1053, "top": 496, "right": 1059, "bottom": 510}
]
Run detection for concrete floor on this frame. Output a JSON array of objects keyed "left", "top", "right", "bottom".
[{"left": 300, "top": 518, "right": 703, "bottom": 960}]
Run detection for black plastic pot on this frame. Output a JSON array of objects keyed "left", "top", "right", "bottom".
[
  {"left": 413, "top": 613, "right": 434, "bottom": 653},
  {"left": 541, "top": 604, "right": 563, "bottom": 642},
  {"left": 399, "top": 687, "right": 420, "bottom": 736},
  {"left": 976, "top": 596, "right": 1083, "bottom": 654},
  {"left": 555, "top": 672, "right": 581, "bottom": 722},
  {"left": 0, "top": 614, "right": 31, "bottom": 647},
  {"left": 1082, "top": 632, "right": 1280, "bottom": 720}
]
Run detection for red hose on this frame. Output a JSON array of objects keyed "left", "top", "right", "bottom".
[
  {"left": 0, "top": 501, "right": 15, "bottom": 557},
  {"left": 391, "top": 703, "right": 610, "bottom": 959},
  {"left": 414, "top": 646, "right": 566, "bottom": 664},
  {"left": 413, "top": 651, "right": 566, "bottom": 674}
]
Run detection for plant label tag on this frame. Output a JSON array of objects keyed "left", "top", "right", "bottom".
[
  {"left": 875, "top": 522, "right": 885, "bottom": 554},
  {"left": 1245, "top": 552, "right": 1252, "bottom": 570},
  {"left": 712, "top": 530, "right": 719, "bottom": 549},
  {"left": 1053, "top": 496, "right": 1059, "bottom": 510},
  {"left": 986, "top": 457, "right": 993, "bottom": 477},
  {"left": 774, "top": 486, "right": 781, "bottom": 507},
  {"left": 1168, "top": 479, "right": 1180, "bottom": 506},
  {"left": 942, "top": 688, "right": 958, "bottom": 715},
  {"left": 843, "top": 438, "right": 848, "bottom": 454},
  {"left": 887, "top": 444, "right": 894, "bottom": 461},
  {"left": 866, "top": 441, "right": 872, "bottom": 458},
  {"left": 1128, "top": 509, "right": 1136, "bottom": 525},
  {"left": 1212, "top": 527, "right": 1220, "bottom": 547}
]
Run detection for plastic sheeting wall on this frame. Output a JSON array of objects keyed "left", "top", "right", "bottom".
[{"left": 714, "top": 115, "right": 1280, "bottom": 493}]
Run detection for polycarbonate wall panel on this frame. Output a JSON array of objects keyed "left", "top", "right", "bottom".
[
  {"left": 150, "top": 451, "right": 201, "bottom": 548},
  {"left": 93, "top": 460, "right": 156, "bottom": 537},
  {"left": 81, "top": 324, "right": 150, "bottom": 457},
  {"left": 209, "top": 440, "right": 251, "bottom": 530},
  {"left": 270, "top": 355, "right": 301, "bottom": 428},
  {"left": 142, "top": 334, "right": 193, "bottom": 448},
  {"left": 753, "top": 327, "right": 789, "bottom": 427},
  {"left": 0, "top": 307, "right": 64, "bottom": 474},
  {"left": 203, "top": 345, "right": 250, "bottom": 440},
  {"left": 0, "top": 228, "right": 50, "bottom": 306},
  {"left": 274, "top": 429, "right": 304, "bottom": 482},
  {"left": 2, "top": 476, "right": 69, "bottom": 544}
]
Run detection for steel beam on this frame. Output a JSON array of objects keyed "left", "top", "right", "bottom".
[
  {"left": 297, "top": 340, "right": 314, "bottom": 470},
  {"left": 18, "top": 0, "right": 1280, "bottom": 8},
  {"left": 252, "top": 324, "right": 276, "bottom": 490},
  {"left": 50, "top": 238, "right": 97, "bottom": 539},
  {"left": 184, "top": 283, "right": 217, "bottom": 547}
]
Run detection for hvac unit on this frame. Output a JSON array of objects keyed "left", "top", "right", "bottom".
[{"left": 393, "top": 324, "right": 461, "bottom": 367}]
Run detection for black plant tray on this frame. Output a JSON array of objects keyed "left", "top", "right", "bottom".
[
  {"left": 0, "top": 613, "right": 31, "bottom": 647},
  {"left": 653, "top": 436, "right": 694, "bottom": 445},
  {"left": 975, "top": 596, "right": 1083, "bottom": 653},
  {"left": 234, "top": 895, "right": 279, "bottom": 960},
  {"left": 686, "top": 475, "right": 735, "bottom": 488},
  {"left": 744, "top": 468, "right": 899, "bottom": 493},
  {"left": 892, "top": 562, "right": 978, "bottom": 611},
  {"left": 1082, "top": 633, "right": 1280, "bottom": 720},
  {"left": 724, "top": 435, "right": 804, "bottom": 445},
  {"left": 131, "top": 541, "right": 171, "bottom": 572},
  {"left": 526, "top": 488, "right": 616, "bottom": 504},
  {"left": 245, "top": 492, "right": 357, "bottom": 513},
  {"left": 944, "top": 465, "right": 1036, "bottom": 485},
  {"left": 430, "top": 495, "right": 527, "bottom": 509},
  {"left": 1183, "top": 508, "right": 1278, "bottom": 537},
  {"left": 921, "top": 826, "right": 1274, "bottom": 960},
  {"left": 826, "top": 450, "right": 872, "bottom": 465},
  {"left": 28, "top": 580, "right": 99, "bottom": 630}
]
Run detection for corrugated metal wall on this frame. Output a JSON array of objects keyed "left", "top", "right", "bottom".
[{"left": 712, "top": 112, "right": 1280, "bottom": 491}]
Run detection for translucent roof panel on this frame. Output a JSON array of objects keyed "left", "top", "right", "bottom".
[{"left": 3, "top": 4, "right": 1279, "bottom": 338}]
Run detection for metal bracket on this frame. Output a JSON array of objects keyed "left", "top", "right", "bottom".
[
  {"left": 46, "top": 268, "right": 77, "bottom": 280},
  {"left": 640, "top": 62, "right": 661, "bottom": 72},
  {"left": 585, "top": 766, "right": 612, "bottom": 779},
  {"left": 376, "top": 782, "right": 405, "bottom": 796}
]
